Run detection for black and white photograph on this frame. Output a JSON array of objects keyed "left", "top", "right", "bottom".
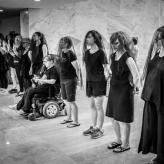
[{"left": 0, "top": 0, "right": 164, "bottom": 164}]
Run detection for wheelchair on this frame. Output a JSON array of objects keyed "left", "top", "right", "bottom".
[{"left": 28, "top": 86, "right": 66, "bottom": 121}]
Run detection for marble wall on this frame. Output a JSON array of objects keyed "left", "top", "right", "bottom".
[
  {"left": 20, "top": 10, "right": 29, "bottom": 38},
  {"left": 28, "top": 0, "right": 164, "bottom": 69}
]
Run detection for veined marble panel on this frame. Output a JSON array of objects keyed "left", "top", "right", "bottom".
[{"left": 29, "top": 0, "right": 163, "bottom": 70}]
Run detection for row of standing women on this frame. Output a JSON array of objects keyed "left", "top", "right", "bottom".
[
  {"left": 2, "top": 26, "right": 163, "bottom": 164},
  {"left": 57, "top": 28, "right": 164, "bottom": 164}
]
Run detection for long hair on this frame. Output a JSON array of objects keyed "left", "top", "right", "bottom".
[
  {"left": 57, "top": 36, "right": 76, "bottom": 59},
  {"left": 110, "top": 31, "right": 131, "bottom": 55},
  {"left": 142, "top": 26, "right": 164, "bottom": 80},
  {"left": 82, "top": 30, "right": 107, "bottom": 63},
  {"left": 30, "top": 32, "right": 48, "bottom": 51}
]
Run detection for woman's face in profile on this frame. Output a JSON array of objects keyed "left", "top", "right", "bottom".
[
  {"left": 32, "top": 33, "right": 40, "bottom": 42},
  {"left": 59, "top": 40, "right": 67, "bottom": 50},
  {"left": 86, "top": 33, "right": 95, "bottom": 46},
  {"left": 111, "top": 39, "right": 121, "bottom": 52}
]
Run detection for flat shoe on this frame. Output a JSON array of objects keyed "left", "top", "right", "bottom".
[
  {"left": 113, "top": 146, "right": 130, "bottom": 153},
  {"left": 107, "top": 142, "right": 122, "bottom": 149},
  {"left": 60, "top": 119, "right": 73, "bottom": 124},
  {"left": 67, "top": 123, "right": 80, "bottom": 128}
]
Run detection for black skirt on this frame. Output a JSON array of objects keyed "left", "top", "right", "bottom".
[
  {"left": 106, "top": 80, "right": 134, "bottom": 123},
  {"left": 138, "top": 101, "right": 164, "bottom": 156}
]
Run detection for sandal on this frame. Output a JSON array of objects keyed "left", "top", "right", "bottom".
[
  {"left": 107, "top": 142, "right": 122, "bottom": 149},
  {"left": 67, "top": 122, "right": 80, "bottom": 128},
  {"left": 60, "top": 119, "right": 73, "bottom": 124},
  {"left": 113, "top": 146, "right": 130, "bottom": 153}
]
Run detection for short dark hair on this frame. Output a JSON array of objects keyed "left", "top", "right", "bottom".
[{"left": 132, "top": 37, "right": 138, "bottom": 45}]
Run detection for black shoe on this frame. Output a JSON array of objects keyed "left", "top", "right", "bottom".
[{"left": 20, "top": 112, "right": 29, "bottom": 117}]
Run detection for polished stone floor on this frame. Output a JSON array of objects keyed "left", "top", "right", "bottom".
[{"left": 0, "top": 88, "right": 153, "bottom": 164}]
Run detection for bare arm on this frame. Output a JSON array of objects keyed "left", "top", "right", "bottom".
[
  {"left": 71, "top": 60, "right": 80, "bottom": 79},
  {"left": 42, "top": 44, "right": 48, "bottom": 57},
  {"left": 28, "top": 50, "right": 33, "bottom": 75},
  {"left": 38, "top": 79, "right": 56, "bottom": 85},
  {"left": 35, "top": 75, "right": 56, "bottom": 85},
  {"left": 126, "top": 57, "right": 140, "bottom": 87},
  {"left": 103, "top": 64, "right": 112, "bottom": 80}
]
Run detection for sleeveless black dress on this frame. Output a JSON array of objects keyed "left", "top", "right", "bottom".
[
  {"left": 106, "top": 52, "right": 134, "bottom": 123},
  {"left": 21, "top": 50, "right": 32, "bottom": 89},
  {"left": 31, "top": 44, "right": 44, "bottom": 75}
]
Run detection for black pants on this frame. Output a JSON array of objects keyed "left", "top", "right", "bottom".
[
  {"left": 0, "top": 70, "right": 8, "bottom": 88},
  {"left": 15, "top": 64, "right": 24, "bottom": 92},
  {"left": 17, "top": 85, "right": 50, "bottom": 113},
  {"left": 23, "top": 77, "right": 32, "bottom": 90}
]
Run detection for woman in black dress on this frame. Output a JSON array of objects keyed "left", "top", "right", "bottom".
[
  {"left": 9, "top": 34, "right": 24, "bottom": 96},
  {"left": 138, "top": 26, "right": 164, "bottom": 164},
  {"left": 106, "top": 31, "right": 139, "bottom": 152},
  {"left": 82, "top": 30, "right": 109, "bottom": 139},
  {"left": 29, "top": 32, "right": 48, "bottom": 76},
  {"left": 21, "top": 38, "right": 32, "bottom": 90}
]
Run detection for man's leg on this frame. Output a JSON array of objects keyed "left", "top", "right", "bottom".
[{"left": 22, "top": 85, "right": 49, "bottom": 113}]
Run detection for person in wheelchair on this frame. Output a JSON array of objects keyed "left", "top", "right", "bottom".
[{"left": 16, "top": 54, "right": 60, "bottom": 117}]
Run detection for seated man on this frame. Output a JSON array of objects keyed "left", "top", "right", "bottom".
[{"left": 16, "top": 54, "right": 60, "bottom": 116}]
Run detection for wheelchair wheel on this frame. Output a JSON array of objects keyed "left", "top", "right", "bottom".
[{"left": 42, "top": 101, "right": 60, "bottom": 119}]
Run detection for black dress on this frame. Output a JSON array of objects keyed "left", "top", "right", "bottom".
[
  {"left": 31, "top": 44, "right": 44, "bottom": 75},
  {"left": 21, "top": 50, "right": 32, "bottom": 90},
  {"left": 138, "top": 52, "right": 164, "bottom": 160},
  {"left": 0, "top": 52, "right": 9, "bottom": 88},
  {"left": 106, "top": 52, "right": 134, "bottom": 123}
]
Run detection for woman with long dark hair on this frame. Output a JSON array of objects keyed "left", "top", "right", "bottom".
[
  {"left": 58, "top": 36, "right": 81, "bottom": 128},
  {"left": 82, "top": 30, "right": 109, "bottom": 139},
  {"left": 29, "top": 32, "right": 48, "bottom": 76},
  {"left": 138, "top": 26, "right": 164, "bottom": 164},
  {"left": 106, "top": 31, "right": 139, "bottom": 153}
]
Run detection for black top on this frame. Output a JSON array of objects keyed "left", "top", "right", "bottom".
[
  {"left": 0, "top": 52, "right": 9, "bottom": 72},
  {"left": 21, "top": 50, "right": 31, "bottom": 79},
  {"left": 84, "top": 49, "right": 107, "bottom": 82},
  {"left": 110, "top": 51, "right": 131, "bottom": 85},
  {"left": 43, "top": 65, "right": 60, "bottom": 89},
  {"left": 141, "top": 52, "right": 164, "bottom": 114},
  {"left": 13, "top": 45, "right": 24, "bottom": 67},
  {"left": 31, "top": 44, "right": 44, "bottom": 65},
  {"left": 59, "top": 50, "right": 77, "bottom": 80}
]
